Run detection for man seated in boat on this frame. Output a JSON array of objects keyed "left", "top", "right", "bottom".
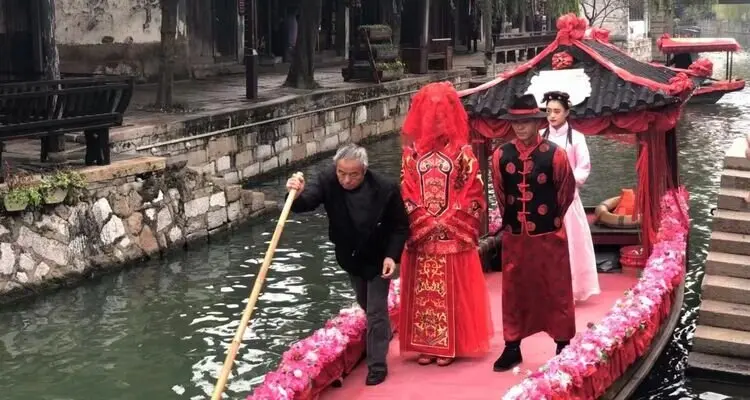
[
  {"left": 285, "top": 144, "right": 410, "bottom": 386},
  {"left": 398, "top": 82, "right": 494, "bottom": 367},
  {"left": 490, "top": 94, "right": 578, "bottom": 372}
]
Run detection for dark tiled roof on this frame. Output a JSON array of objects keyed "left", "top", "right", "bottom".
[{"left": 466, "top": 41, "right": 700, "bottom": 119}]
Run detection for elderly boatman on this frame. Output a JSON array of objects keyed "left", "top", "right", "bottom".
[
  {"left": 490, "top": 94, "right": 577, "bottom": 372},
  {"left": 285, "top": 143, "right": 409, "bottom": 385}
]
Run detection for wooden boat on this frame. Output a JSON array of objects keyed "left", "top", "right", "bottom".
[
  {"left": 655, "top": 35, "right": 745, "bottom": 104},
  {"left": 244, "top": 15, "right": 691, "bottom": 400}
]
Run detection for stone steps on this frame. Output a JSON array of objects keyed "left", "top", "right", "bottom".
[
  {"left": 717, "top": 188, "right": 749, "bottom": 212},
  {"left": 698, "top": 299, "right": 750, "bottom": 331},
  {"left": 706, "top": 251, "right": 750, "bottom": 279},
  {"left": 693, "top": 325, "right": 750, "bottom": 359},
  {"left": 702, "top": 274, "right": 750, "bottom": 305},
  {"left": 710, "top": 231, "right": 750, "bottom": 256},
  {"left": 720, "top": 168, "right": 750, "bottom": 191},
  {"left": 713, "top": 209, "right": 750, "bottom": 235},
  {"left": 687, "top": 351, "right": 750, "bottom": 383},
  {"left": 724, "top": 136, "right": 750, "bottom": 171}
]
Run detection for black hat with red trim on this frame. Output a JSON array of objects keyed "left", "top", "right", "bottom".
[{"left": 499, "top": 94, "right": 547, "bottom": 120}]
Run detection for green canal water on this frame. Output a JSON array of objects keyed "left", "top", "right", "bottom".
[{"left": 0, "top": 54, "right": 748, "bottom": 399}]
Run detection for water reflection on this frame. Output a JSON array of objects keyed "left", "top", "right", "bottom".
[{"left": 0, "top": 52, "right": 748, "bottom": 400}]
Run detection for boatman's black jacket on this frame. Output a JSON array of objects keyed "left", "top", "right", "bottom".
[{"left": 289, "top": 165, "right": 409, "bottom": 280}]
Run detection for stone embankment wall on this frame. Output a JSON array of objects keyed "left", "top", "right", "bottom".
[
  {"left": 0, "top": 158, "right": 275, "bottom": 303},
  {"left": 117, "top": 70, "right": 473, "bottom": 183}
]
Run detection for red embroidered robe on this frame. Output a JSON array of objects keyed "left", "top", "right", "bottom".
[
  {"left": 491, "top": 135, "right": 577, "bottom": 342},
  {"left": 399, "top": 144, "right": 493, "bottom": 357}
]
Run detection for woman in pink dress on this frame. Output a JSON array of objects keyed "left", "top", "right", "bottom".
[{"left": 541, "top": 91, "right": 600, "bottom": 302}]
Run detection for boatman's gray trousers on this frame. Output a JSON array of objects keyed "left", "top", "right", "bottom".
[{"left": 348, "top": 274, "right": 391, "bottom": 372}]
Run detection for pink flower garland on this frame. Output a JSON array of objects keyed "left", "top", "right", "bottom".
[
  {"left": 489, "top": 208, "right": 503, "bottom": 234},
  {"left": 502, "top": 188, "right": 689, "bottom": 399},
  {"left": 247, "top": 279, "right": 402, "bottom": 400}
]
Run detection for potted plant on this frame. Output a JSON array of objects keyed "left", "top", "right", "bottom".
[
  {"left": 375, "top": 60, "right": 405, "bottom": 82},
  {"left": 2, "top": 166, "right": 40, "bottom": 212},
  {"left": 40, "top": 169, "right": 86, "bottom": 205}
]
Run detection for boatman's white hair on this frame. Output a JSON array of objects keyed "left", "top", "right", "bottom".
[{"left": 333, "top": 143, "right": 369, "bottom": 169}]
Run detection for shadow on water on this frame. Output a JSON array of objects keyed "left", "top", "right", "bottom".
[{"left": 0, "top": 54, "right": 748, "bottom": 400}]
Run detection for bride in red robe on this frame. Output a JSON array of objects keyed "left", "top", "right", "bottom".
[{"left": 398, "top": 82, "right": 494, "bottom": 366}]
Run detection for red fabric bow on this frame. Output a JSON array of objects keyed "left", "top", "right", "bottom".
[
  {"left": 556, "top": 13, "right": 588, "bottom": 45},
  {"left": 688, "top": 58, "right": 714, "bottom": 77},
  {"left": 667, "top": 72, "right": 694, "bottom": 96},
  {"left": 552, "top": 51, "right": 574, "bottom": 70},
  {"left": 590, "top": 28, "right": 610, "bottom": 42}
]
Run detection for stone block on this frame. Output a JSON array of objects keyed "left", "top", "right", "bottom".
[
  {"left": 216, "top": 155, "right": 232, "bottom": 172},
  {"left": 207, "top": 136, "right": 238, "bottom": 159},
  {"left": 262, "top": 156, "right": 279, "bottom": 173},
  {"left": 240, "top": 131, "right": 258, "bottom": 148},
  {"left": 339, "top": 129, "right": 350, "bottom": 144},
  {"left": 185, "top": 150, "right": 208, "bottom": 166},
  {"left": 353, "top": 105, "right": 367, "bottom": 125},
  {"left": 210, "top": 192, "right": 227, "bottom": 208},
  {"left": 326, "top": 122, "right": 344, "bottom": 137},
  {"left": 279, "top": 149, "right": 292, "bottom": 166},
  {"left": 223, "top": 171, "right": 240, "bottom": 184},
  {"left": 184, "top": 196, "right": 210, "bottom": 218},
  {"left": 325, "top": 110, "right": 336, "bottom": 124},
  {"left": 0, "top": 243, "right": 15, "bottom": 275},
  {"left": 227, "top": 201, "right": 242, "bottom": 221},
  {"left": 306, "top": 141, "right": 318, "bottom": 157},
  {"left": 293, "top": 116, "right": 313, "bottom": 135},
  {"left": 313, "top": 127, "right": 326, "bottom": 140},
  {"left": 207, "top": 208, "right": 228, "bottom": 229},
  {"left": 369, "top": 102, "right": 389, "bottom": 121},
  {"left": 139, "top": 225, "right": 160, "bottom": 254},
  {"left": 235, "top": 150, "right": 254, "bottom": 167},
  {"left": 251, "top": 191, "right": 265, "bottom": 211},
  {"left": 301, "top": 130, "right": 315, "bottom": 144},
  {"left": 91, "top": 198, "right": 113, "bottom": 227},
  {"left": 241, "top": 190, "right": 253, "bottom": 206},
  {"left": 278, "top": 122, "right": 293, "bottom": 137},
  {"left": 351, "top": 126, "right": 364, "bottom": 143},
  {"left": 186, "top": 215, "right": 207, "bottom": 234},
  {"left": 321, "top": 135, "right": 340, "bottom": 152},
  {"left": 200, "top": 161, "right": 216, "bottom": 175},
  {"left": 225, "top": 185, "right": 242, "bottom": 203},
  {"left": 275, "top": 137, "right": 290, "bottom": 151},
  {"left": 292, "top": 143, "right": 306, "bottom": 162},
  {"left": 380, "top": 118, "right": 396, "bottom": 135},
  {"left": 101, "top": 216, "right": 127, "bottom": 246},
  {"left": 256, "top": 144, "right": 274, "bottom": 161},
  {"left": 156, "top": 208, "right": 173, "bottom": 232},
  {"left": 127, "top": 212, "right": 144, "bottom": 235},
  {"left": 242, "top": 163, "right": 260, "bottom": 179},
  {"left": 168, "top": 226, "right": 183, "bottom": 244},
  {"left": 335, "top": 107, "right": 352, "bottom": 122}
]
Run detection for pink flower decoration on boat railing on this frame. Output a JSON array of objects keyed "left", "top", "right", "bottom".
[
  {"left": 247, "top": 279, "right": 402, "bottom": 400},
  {"left": 502, "top": 187, "right": 689, "bottom": 400},
  {"left": 489, "top": 208, "right": 503, "bottom": 234}
]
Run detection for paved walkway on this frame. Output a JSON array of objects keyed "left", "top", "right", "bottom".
[{"left": 3, "top": 51, "right": 505, "bottom": 172}]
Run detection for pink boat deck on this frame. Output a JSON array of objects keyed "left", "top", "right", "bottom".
[{"left": 320, "top": 272, "right": 639, "bottom": 400}]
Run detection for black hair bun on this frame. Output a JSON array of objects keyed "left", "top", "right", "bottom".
[{"left": 542, "top": 91, "right": 571, "bottom": 104}]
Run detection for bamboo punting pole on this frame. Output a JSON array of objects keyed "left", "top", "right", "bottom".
[{"left": 211, "top": 172, "right": 304, "bottom": 400}]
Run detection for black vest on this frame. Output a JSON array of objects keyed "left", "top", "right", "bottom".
[{"left": 498, "top": 140, "right": 562, "bottom": 235}]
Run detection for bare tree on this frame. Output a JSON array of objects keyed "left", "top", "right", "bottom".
[{"left": 581, "top": 0, "right": 630, "bottom": 27}]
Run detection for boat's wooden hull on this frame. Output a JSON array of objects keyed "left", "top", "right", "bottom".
[{"left": 689, "top": 80, "right": 746, "bottom": 104}]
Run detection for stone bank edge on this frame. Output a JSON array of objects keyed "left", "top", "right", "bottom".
[{"left": 0, "top": 157, "right": 277, "bottom": 304}]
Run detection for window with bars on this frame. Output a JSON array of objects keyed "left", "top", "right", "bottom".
[{"left": 629, "top": 0, "right": 645, "bottom": 21}]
